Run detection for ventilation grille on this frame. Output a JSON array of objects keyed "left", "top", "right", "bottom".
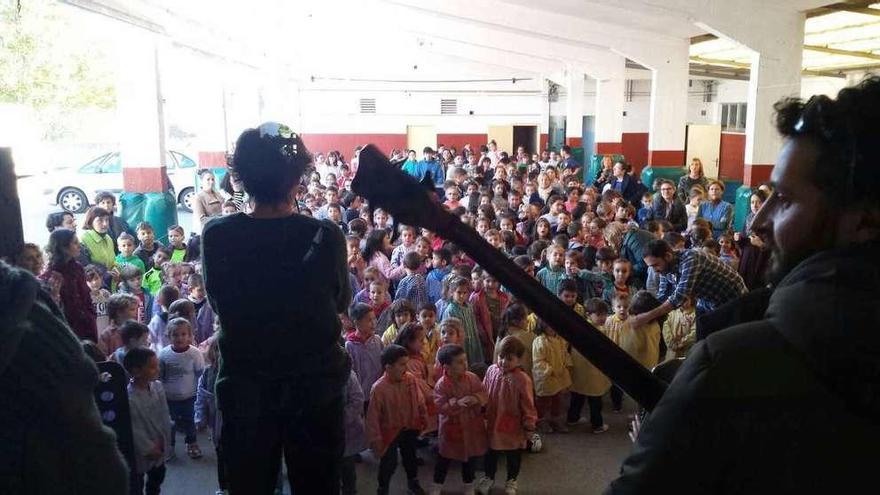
[
  {"left": 440, "top": 99, "right": 458, "bottom": 115},
  {"left": 359, "top": 98, "right": 376, "bottom": 114}
]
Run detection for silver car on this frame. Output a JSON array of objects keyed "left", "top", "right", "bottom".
[{"left": 48, "top": 151, "right": 199, "bottom": 213}]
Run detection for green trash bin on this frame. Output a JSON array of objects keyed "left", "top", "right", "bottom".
[
  {"left": 120, "top": 191, "right": 178, "bottom": 245},
  {"left": 640, "top": 166, "right": 685, "bottom": 192},
  {"left": 733, "top": 185, "right": 753, "bottom": 233},
  {"left": 587, "top": 153, "right": 625, "bottom": 185}
]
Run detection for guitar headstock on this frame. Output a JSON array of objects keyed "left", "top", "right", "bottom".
[{"left": 351, "top": 144, "right": 455, "bottom": 233}]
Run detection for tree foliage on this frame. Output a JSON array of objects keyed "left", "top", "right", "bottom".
[{"left": 0, "top": 0, "right": 116, "bottom": 138}]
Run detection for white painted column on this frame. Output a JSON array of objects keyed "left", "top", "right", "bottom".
[
  {"left": 565, "top": 67, "right": 585, "bottom": 147},
  {"left": 646, "top": 44, "right": 690, "bottom": 168},
  {"left": 539, "top": 76, "right": 551, "bottom": 152},
  {"left": 594, "top": 60, "right": 626, "bottom": 155},
  {"left": 743, "top": 14, "right": 804, "bottom": 185},
  {"left": 116, "top": 32, "right": 168, "bottom": 194}
]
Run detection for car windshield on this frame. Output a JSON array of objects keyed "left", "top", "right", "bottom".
[{"left": 78, "top": 153, "right": 111, "bottom": 173}]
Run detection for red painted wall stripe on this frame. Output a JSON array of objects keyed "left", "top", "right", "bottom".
[
  {"left": 301, "top": 134, "right": 407, "bottom": 156},
  {"left": 649, "top": 150, "right": 686, "bottom": 167},
  {"left": 437, "top": 134, "right": 487, "bottom": 152},
  {"left": 539, "top": 133, "right": 548, "bottom": 152},
  {"left": 122, "top": 167, "right": 168, "bottom": 193},
  {"left": 596, "top": 142, "right": 623, "bottom": 154},
  {"left": 744, "top": 164, "right": 773, "bottom": 186},
  {"left": 566, "top": 137, "right": 583, "bottom": 147},
  {"left": 622, "top": 132, "right": 650, "bottom": 177},
  {"left": 198, "top": 151, "right": 227, "bottom": 169},
  {"left": 718, "top": 132, "right": 745, "bottom": 181}
]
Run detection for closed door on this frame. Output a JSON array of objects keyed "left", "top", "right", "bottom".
[
  {"left": 487, "top": 125, "right": 514, "bottom": 154},
  {"left": 407, "top": 126, "right": 437, "bottom": 156},
  {"left": 685, "top": 124, "right": 722, "bottom": 179}
]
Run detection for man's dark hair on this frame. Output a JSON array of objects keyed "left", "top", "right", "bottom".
[
  {"left": 663, "top": 231, "right": 686, "bottom": 247},
  {"left": 437, "top": 343, "right": 466, "bottom": 366},
  {"left": 381, "top": 344, "right": 409, "bottom": 367},
  {"left": 123, "top": 347, "right": 156, "bottom": 374},
  {"left": 643, "top": 239, "right": 673, "bottom": 258},
  {"left": 561, "top": 145, "right": 572, "bottom": 154},
  {"left": 94, "top": 191, "right": 116, "bottom": 206},
  {"left": 774, "top": 75, "right": 880, "bottom": 209}
]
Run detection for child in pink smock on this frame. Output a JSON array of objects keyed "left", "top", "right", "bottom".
[
  {"left": 366, "top": 345, "right": 428, "bottom": 495},
  {"left": 430, "top": 344, "right": 488, "bottom": 495},
  {"left": 475, "top": 336, "right": 538, "bottom": 495}
]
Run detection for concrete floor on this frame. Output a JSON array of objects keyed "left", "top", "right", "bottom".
[{"left": 162, "top": 396, "right": 637, "bottom": 495}]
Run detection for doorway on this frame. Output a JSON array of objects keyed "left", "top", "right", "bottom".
[
  {"left": 685, "top": 124, "right": 721, "bottom": 178},
  {"left": 487, "top": 125, "right": 514, "bottom": 155},
  {"left": 548, "top": 116, "right": 566, "bottom": 152},
  {"left": 512, "top": 125, "right": 538, "bottom": 156},
  {"left": 407, "top": 125, "right": 437, "bottom": 157}
]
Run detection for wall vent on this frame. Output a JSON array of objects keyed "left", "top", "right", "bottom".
[
  {"left": 359, "top": 98, "right": 376, "bottom": 114},
  {"left": 440, "top": 99, "right": 458, "bottom": 115}
]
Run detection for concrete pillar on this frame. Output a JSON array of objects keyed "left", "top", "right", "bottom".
[
  {"left": 116, "top": 33, "right": 169, "bottom": 195},
  {"left": 647, "top": 49, "right": 690, "bottom": 168},
  {"left": 595, "top": 74, "right": 625, "bottom": 155},
  {"left": 565, "top": 68, "right": 585, "bottom": 147},
  {"left": 743, "top": 17, "right": 804, "bottom": 186},
  {"left": 539, "top": 77, "right": 551, "bottom": 151}
]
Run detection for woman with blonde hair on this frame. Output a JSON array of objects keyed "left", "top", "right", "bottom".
[{"left": 677, "top": 157, "right": 709, "bottom": 203}]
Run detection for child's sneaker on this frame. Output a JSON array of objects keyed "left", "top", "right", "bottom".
[
  {"left": 428, "top": 482, "right": 442, "bottom": 495},
  {"left": 186, "top": 442, "right": 203, "bottom": 459},
  {"left": 408, "top": 479, "right": 426, "bottom": 495},
  {"left": 475, "top": 476, "right": 494, "bottom": 494},
  {"left": 504, "top": 479, "right": 518, "bottom": 495},
  {"left": 566, "top": 417, "right": 589, "bottom": 426},
  {"left": 592, "top": 424, "right": 610, "bottom": 434},
  {"left": 463, "top": 482, "right": 476, "bottom": 495}
]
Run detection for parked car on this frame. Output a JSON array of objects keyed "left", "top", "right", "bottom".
[{"left": 48, "top": 151, "right": 199, "bottom": 213}]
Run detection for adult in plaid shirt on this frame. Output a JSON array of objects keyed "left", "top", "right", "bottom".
[{"left": 629, "top": 240, "right": 746, "bottom": 329}]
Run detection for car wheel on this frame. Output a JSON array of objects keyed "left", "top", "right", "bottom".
[
  {"left": 58, "top": 188, "right": 89, "bottom": 213},
  {"left": 179, "top": 187, "right": 195, "bottom": 212}
]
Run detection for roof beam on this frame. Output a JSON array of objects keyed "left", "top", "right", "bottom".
[
  {"left": 806, "top": 1, "right": 879, "bottom": 18},
  {"left": 804, "top": 44, "right": 880, "bottom": 60},
  {"left": 690, "top": 58, "right": 847, "bottom": 78}
]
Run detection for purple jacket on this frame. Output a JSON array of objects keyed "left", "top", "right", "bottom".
[
  {"left": 345, "top": 333, "right": 383, "bottom": 404},
  {"left": 194, "top": 365, "right": 221, "bottom": 447},
  {"left": 343, "top": 370, "right": 367, "bottom": 457}
]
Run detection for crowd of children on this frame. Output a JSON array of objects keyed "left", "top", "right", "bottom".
[{"left": 12, "top": 141, "right": 759, "bottom": 495}]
